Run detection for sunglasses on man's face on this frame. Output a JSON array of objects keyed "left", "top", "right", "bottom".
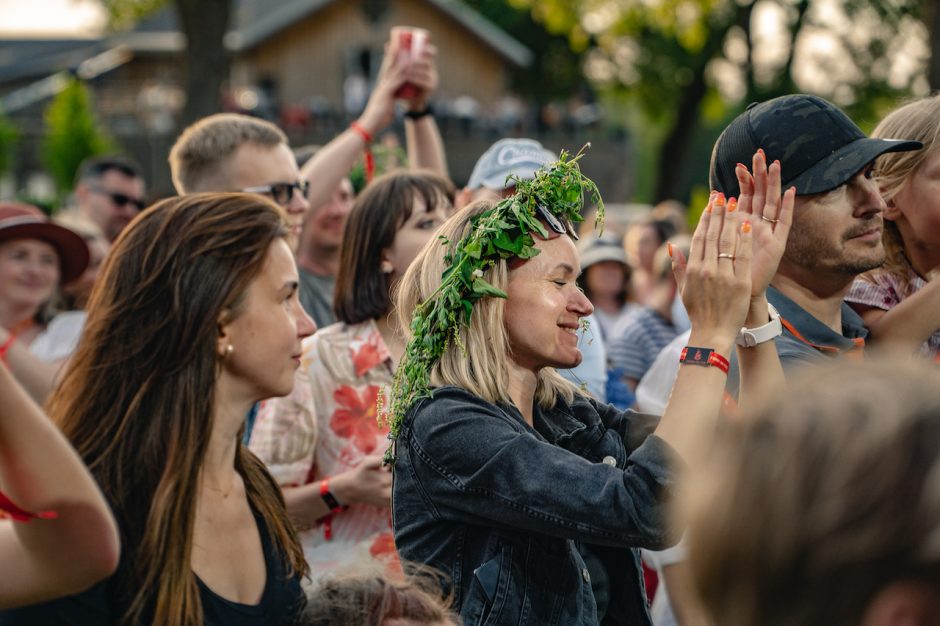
[
  {"left": 89, "top": 187, "right": 146, "bottom": 212},
  {"left": 241, "top": 181, "right": 311, "bottom": 206},
  {"left": 534, "top": 203, "right": 579, "bottom": 240}
]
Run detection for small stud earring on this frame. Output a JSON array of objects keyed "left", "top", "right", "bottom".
[{"left": 224, "top": 344, "right": 234, "bottom": 357}]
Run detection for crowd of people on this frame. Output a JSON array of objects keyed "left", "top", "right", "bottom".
[{"left": 0, "top": 25, "right": 939, "bottom": 626}]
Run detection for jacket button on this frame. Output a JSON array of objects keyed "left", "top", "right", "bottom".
[
  {"left": 582, "top": 567, "right": 591, "bottom": 583},
  {"left": 602, "top": 455, "right": 617, "bottom": 466}
]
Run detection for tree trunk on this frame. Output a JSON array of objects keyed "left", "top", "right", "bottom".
[
  {"left": 654, "top": 4, "right": 751, "bottom": 202},
  {"left": 925, "top": 0, "right": 940, "bottom": 90},
  {"left": 174, "top": 0, "right": 232, "bottom": 129}
]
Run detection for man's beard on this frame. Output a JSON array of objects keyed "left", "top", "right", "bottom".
[{"left": 785, "top": 219, "right": 886, "bottom": 276}]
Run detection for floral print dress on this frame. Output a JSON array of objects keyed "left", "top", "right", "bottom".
[{"left": 250, "top": 319, "right": 396, "bottom": 580}]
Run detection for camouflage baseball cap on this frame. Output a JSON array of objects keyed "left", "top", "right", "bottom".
[{"left": 709, "top": 94, "right": 921, "bottom": 197}]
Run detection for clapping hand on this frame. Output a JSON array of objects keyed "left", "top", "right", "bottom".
[
  {"left": 671, "top": 192, "right": 753, "bottom": 348},
  {"left": 735, "top": 150, "right": 795, "bottom": 299}
]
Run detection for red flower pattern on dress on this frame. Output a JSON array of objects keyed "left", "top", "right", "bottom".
[
  {"left": 369, "top": 532, "right": 402, "bottom": 575},
  {"left": 331, "top": 384, "right": 387, "bottom": 453},
  {"left": 351, "top": 332, "right": 388, "bottom": 377}
]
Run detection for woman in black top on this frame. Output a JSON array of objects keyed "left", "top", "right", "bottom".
[{"left": 0, "top": 193, "right": 314, "bottom": 625}]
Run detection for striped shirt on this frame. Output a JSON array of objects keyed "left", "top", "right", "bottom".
[{"left": 608, "top": 308, "right": 678, "bottom": 383}]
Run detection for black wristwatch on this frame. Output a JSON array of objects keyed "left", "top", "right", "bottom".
[{"left": 404, "top": 104, "right": 433, "bottom": 120}]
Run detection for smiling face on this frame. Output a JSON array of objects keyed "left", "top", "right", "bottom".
[
  {"left": 0, "top": 238, "right": 60, "bottom": 313},
  {"left": 503, "top": 235, "right": 594, "bottom": 372},
  {"left": 782, "top": 167, "right": 887, "bottom": 279},
  {"left": 305, "top": 177, "right": 355, "bottom": 256},
  {"left": 218, "top": 238, "right": 316, "bottom": 401}
]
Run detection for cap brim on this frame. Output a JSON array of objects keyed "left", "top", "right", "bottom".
[
  {"left": 580, "top": 249, "right": 628, "bottom": 269},
  {"left": 0, "top": 222, "right": 90, "bottom": 284},
  {"left": 789, "top": 137, "right": 922, "bottom": 195}
]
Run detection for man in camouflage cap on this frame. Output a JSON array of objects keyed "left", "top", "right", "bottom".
[{"left": 711, "top": 93, "right": 922, "bottom": 367}]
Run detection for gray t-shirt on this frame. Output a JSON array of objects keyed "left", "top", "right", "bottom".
[{"left": 298, "top": 268, "right": 336, "bottom": 329}]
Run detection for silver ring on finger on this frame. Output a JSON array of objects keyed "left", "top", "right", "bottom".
[
  {"left": 761, "top": 215, "right": 779, "bottom": 224},
  {"left": 717, "top": 253, "right": 735, "bottom": 260}
]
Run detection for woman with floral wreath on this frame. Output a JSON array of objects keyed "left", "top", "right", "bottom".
[{"left": 387, "top": 151, "right": 794, "bottom": 625}]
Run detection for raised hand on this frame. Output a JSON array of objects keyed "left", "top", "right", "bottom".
[
  {"left": 672, "top": 192, "right": 753, "bottom": 347},
  {"left": 734, "top": 150, "right": 795, "bottom": 298},
  {"left": 403, "top": 42, "right": 438, "bottom": 110},
  {"left": 357, "top": 43, "right": 410, "bottom": 135}
]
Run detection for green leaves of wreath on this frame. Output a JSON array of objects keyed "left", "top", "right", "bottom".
[{"left": 382, "top": 145, "right": 604, "bottom": 464}]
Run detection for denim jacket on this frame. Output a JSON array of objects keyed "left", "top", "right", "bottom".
[{"left": 392, "top": 386, "right": 683, "bottom": 626}]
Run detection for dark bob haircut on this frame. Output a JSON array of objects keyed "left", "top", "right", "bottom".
[{"left": 333, "top": 169, "right": 454, "bottom": 325}]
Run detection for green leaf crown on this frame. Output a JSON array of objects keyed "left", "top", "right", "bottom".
[{"left": 382, "top": 145, "right": 604, "bottom": 463}]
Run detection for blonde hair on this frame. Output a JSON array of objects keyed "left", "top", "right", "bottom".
[
  {"left": 394, "top": 201, "right": 578, "bottom": 410},
  {"left": 866, "top": 95, "right": 940, "bottom": 295},
  {"left": 684, "top": 358, "right": 940, "bottom": 626},
  {"left": 169, "top": 113, "right": 288, "bottom": 194}
]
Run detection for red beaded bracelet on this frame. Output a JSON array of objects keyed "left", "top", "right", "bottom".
[{"left": 679, "top": 346, "right": 730, "bottom": 375}]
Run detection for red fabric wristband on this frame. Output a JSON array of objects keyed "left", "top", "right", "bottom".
[
  {"left": 0, "top": 333, "right": 14, "bottom": 365},
  {"left": 349, "top": 122, "right": 376, "bottom": 184},
  {"left": 319, "top": 478, "right": 346, "bottom": 541},
  {"left": 679, "top": 346, "right": 730, "bottom": 375},
  {"left": 0, "top": 491, "right": 58, "bottom": 522},
  {"left": 319, "top": 478, "right": 345, "bottom": 513}
]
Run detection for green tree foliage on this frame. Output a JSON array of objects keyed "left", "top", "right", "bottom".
[
  {"left": 462, "top": 0, "right": 586, "bottom": 102},
  {"left": 41, "top": 78, "right": 113, "bottom": 196},
  {"left": 0, "top": 112, "right": 18, "bottom": 179},
  {"left": 510, "top": 0, "right": 927, "bottom": 203},
  {"left": 98, "top": 0, "right": 166, "bottom": 29}
]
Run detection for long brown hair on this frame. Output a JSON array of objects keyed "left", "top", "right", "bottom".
[{"left": 47, "top": 193, "right": 308, "bottom": 625}]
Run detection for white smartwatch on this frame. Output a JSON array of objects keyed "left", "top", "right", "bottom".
[{"left": 736, "top": 303, "right": 782, "bottom": 347}]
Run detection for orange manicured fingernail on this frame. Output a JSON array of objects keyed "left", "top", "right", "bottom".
[
  {"left": 727, "top": 197, "right": 737, "bottom": 212},
  {"left": 741, "top": 220, "right": 752, "bottom": 233},
  {"left": 757, "top": 148, "right": 765, "bottom": 159},
  {"left": 667, "top": 242, "right": 674, "bottom": 258},
  {"left": 715, "top": 193, "right": 726, "bottom": 207}
]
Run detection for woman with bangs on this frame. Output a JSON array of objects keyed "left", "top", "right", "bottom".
[
  {"left": 389, "top": 158, "right": 793, "bottom": 624},
  {"left": 0, "top": 193, "right": 315, "bottom": 625},
  {"left": 846, "top": 94, "right": 940, "bottom": 359},
  {"left": 251, "top": 170, "right": 453, "bottom": 582}
]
